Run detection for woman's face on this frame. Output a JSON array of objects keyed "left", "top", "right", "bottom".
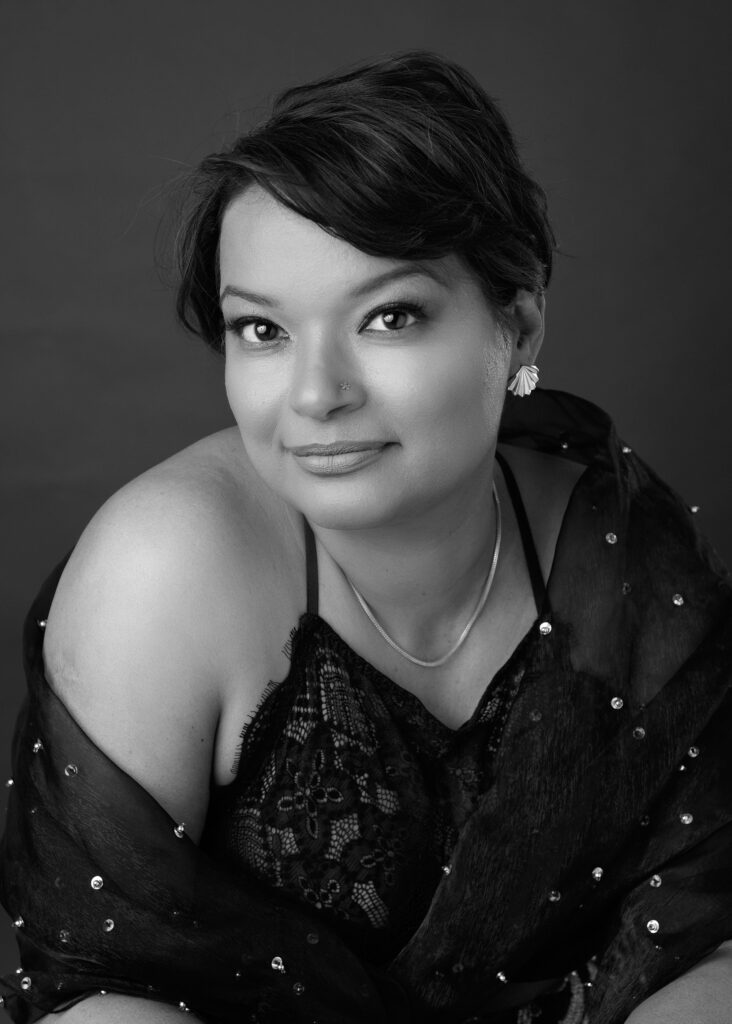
[{"left": 220, "top": 186, "right": 521, "bottom": 531}]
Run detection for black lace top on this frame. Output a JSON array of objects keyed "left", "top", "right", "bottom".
[{"left": 201, "top": 451, "right": 540, "bottom": 966}]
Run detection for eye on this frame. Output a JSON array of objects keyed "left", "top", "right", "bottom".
[
  {"left": 224, "top": 317, "right": 287, "bottom": 347},
  {"left": 363, "top": 303, "right": 425, "bottom": 333}
]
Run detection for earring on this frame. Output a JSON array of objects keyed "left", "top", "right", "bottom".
[
  {"left": 339, "top": 382, "right": 352, "bottom": 391},
  {"left": 507, "top": 364, "right": 539, "bottom": 398}
]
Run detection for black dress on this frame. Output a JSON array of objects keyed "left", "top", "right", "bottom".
[{"left": 1, "top": 390, "right": 731, "bottom": 1024}]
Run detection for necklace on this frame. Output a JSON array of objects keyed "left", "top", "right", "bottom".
[{"left": 347, "top": 482, "right": 502, "bottom": 668}]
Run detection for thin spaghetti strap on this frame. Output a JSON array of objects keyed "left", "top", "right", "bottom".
[
  {"left": 303, "top": 517, "right": 319, "bottom": 616},
  {"left": 494, "top": 450, "right": 549, "bottom": 617}
]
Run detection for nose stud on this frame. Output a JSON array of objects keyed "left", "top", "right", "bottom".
[{"left": 339, "top": 381, "right": 352, "bottom": 391}]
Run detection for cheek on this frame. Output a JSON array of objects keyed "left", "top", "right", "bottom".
[
  {"left": 482, "top": 340, "right": 511, "bottom": 403},
  {"left": 224, "top": 358, "right": 280, "bottom": 448},
  {"left": 397, "top": 341, "right": 508, "bottom": 440}
]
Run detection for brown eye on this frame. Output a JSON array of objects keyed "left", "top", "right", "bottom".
[
  {"left": 224, "top": 317, "right": 286, "bottom": 346},
  {"left": 250, "top": 321, "right": 279, "bottom": 342},
  {"left": 365, "top": 306, "right": 421, "bottom": 332},
  {"left": 381, "top": 311, "right": 409, "bottom": 329}
]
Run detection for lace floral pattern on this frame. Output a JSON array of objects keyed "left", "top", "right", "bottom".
[{"left": 203, "top": 614, "right": 522, "bottom": 961}]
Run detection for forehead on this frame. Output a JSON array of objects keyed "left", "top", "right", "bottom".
[{"left": 218, "top": 186, "right": 471, "bottom": 302}]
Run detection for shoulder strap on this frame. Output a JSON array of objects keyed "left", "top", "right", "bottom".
[
  {"left": 494, "top": 449, "right": 549, "bottom": 617},
  {"left": 303, "top": 517, "right": 319, "bottom": 616}
]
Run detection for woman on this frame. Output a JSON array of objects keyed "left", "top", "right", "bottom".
[{"left": 1, "top": 51, "right": 731, "bottom": 1024}]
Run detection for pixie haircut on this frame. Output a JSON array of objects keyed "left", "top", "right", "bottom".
[{"left": 176, "top": 51, "right": 555, "bottom": 352}]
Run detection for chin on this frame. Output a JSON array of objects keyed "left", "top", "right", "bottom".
[
  {"left": 290, "top": 493, "right": 403, "bottom": 532},
  {"left": 287, "top": 478, "right": 455, "bottom": 534}
]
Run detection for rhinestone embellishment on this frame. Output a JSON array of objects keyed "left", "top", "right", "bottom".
[
  {"left": 64, "top": 764, "right": 78, "bottom": 777},
  {"left": 13, "top": 917, "right": 24, "bottom": 928},
  {"left": 293, "top": 982, "right": 306, "bottom": 996},
  {"left": 672, "top": 594, "right": 685, "bottom": 607},
  {"left": 688, "top": 746, "right": 700, "bottom": 758},
  {"left": 496, "top": 971, "right": 508, "bottom": 983},
  {"left": 633, "top": 726, "right": 646, "bottom": 739},
  {"left": 538, "top": 621, "right": 552, "bottom": 636},
  {"left": 605, "top": 532, "right": 618, "bottom": 545},
  {"left": 20, "top": 977, "right": 32, "bottom": 991},
  {"left": 592, "top": 867, "right": 604, "bottom": 882},
  {"left": 442, "top": 864, "right": 452, "bottom": 875},
  {"left": 680, "top": 813, "right": 694, "bottom": 825},
  {"left": 548, "top": 890, "right": 562, "bottom": 902},
  {"left": 37, "top": 619, "right": 48, "bottom": 629},
  {"left": 32, "top": 740, "right": 43, "bottom": 753},
  {"left": 5, "top": 779, "right": 13, "bottom": 788},
  {"left": 271, "top": 956, "right": 286, "bottom": 973},
  {"left": 622, "top": 445, "right": 632, "bottom": 454},
  {"left": 690, "top": 505, "right": 700, "bottom": 514},
  {"left": 103, "top": 919, "right": 115, "bottom": 932},
  {"left": 90, "top": 876, "right": 104, "bottom": 890},
  {"left": 650, "top": 875, "right": 662, "bottom": 888},
  {"left": 174, "top": 823, "right": 186, "bottom": 839},
  {"left": 178, "top": 1002, "right": 190, "bottom": 1013},
  {"left": 646, "top": 920, "right": 660, "bottom": 934},
  {"left": 611, "top": 697, "right": 624, "bottom": 710}
]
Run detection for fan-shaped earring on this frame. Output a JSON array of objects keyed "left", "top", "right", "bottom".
[{"left": 507, "top": 364, "right": 539, "bottom": 397}]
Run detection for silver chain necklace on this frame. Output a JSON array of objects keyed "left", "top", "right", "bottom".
[{"left": 347, "top": 482, "right": 502, "bottom": 668}]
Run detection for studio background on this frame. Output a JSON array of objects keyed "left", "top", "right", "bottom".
[{"left": 1, "top": 0, "right": 730, "bottom": 972}]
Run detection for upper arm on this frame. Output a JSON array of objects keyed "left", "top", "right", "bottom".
[{"left": 41, "top": 470, "right": 231, "bottom": 843}]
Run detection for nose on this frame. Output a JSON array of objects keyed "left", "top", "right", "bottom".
[{"left": 288, "top": 334, "right": 365, "bottom": 421}]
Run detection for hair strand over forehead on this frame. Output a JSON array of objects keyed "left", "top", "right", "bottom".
[{"left": 175, "top": 50, "right": 556, "bottom": 352}]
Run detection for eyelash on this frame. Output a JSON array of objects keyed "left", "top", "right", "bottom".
[{"left": 223, "top": 300, "right": 428, "bottom": 349}]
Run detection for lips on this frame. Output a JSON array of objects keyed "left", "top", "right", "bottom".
[
  {"left": 288, "top": 441, "right": 387, "bottom": 456},
  {"left": 287, "top": 441, "right": 392, "bottom": 476}
]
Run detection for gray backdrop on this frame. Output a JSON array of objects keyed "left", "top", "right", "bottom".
[{"left": 1, "top": 0, "right": 730, "bottom": 973}]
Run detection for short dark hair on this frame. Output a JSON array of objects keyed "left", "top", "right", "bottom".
[{"left": 176, "top": 50, "right": 555, "bottom": 352}]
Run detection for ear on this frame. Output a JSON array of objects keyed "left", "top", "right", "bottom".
[{"left": 505, "top": 290, "right": 546, "bottom": 376}]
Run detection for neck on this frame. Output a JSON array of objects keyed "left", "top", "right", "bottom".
[{"left": 310, "top": 451, "right": 503, "bottom": 656}]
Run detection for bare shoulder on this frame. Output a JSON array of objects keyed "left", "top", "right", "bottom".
[{"left": 43, "top": 428, "right": 303, "bottom": 836}]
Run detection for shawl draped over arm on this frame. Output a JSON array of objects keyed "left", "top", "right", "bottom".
[{"left": 0, "top": 572, "right": 410, "bottom": 1023}]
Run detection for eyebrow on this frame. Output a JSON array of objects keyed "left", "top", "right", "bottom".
[{"left": 219, "top": 261, "right": 448, "bottom": 307}]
